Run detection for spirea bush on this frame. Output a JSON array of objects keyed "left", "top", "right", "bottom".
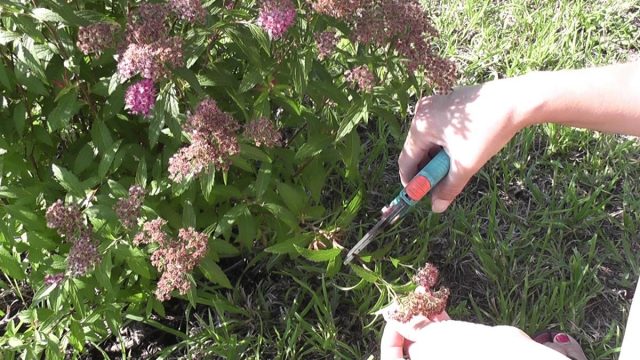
[{"left": 0, "top": 0, "right": 456, "bottom": 356}]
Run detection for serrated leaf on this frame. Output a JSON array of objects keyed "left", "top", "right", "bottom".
[
  {"left": 200, "top": 168, "right": 215, "bottom": 200},
  {"left": 73, "top": 142, "right": 97, "bottom": 174},
  {"left": 149, "top": 99, "right": 165, "bottom": 148},
  {"left": 276, "top": 181, "right": 306, "bottom": 215},
  {"left": 0, "top": 58, "right": 14, "bottom": 92},
  {"left": 182, "top": 201, "right": 196, "bottom": 228},
  {"left": 135, "top": 157, "right": 148, "bottom": 187},
  {"left": 337, "top": 188, "right": 363, "bottom": 227},
  {"left": 98, "top": 140, "right": 122, "bottom": 178},
  {"left": 0, "top": 246, "right": 25, "bottom": 280},
  {"left": 51, "top": 164, "right": 84, "bottom": 197},
  {"left": 17, "top": 44, "right": 47, "bottom": 84},
  {"left": 336, "top": 102, "right": 367, "bottom": 141},
  {"left": 126, "top": 247, "right": 151, "bottom": 279},
  {"left": 236, "top": 211, "right": 256, "bottom": 248},
  {"left": 174, "top": 67, "right": 204, "bottom": 95},
  {"left": 239, "top": 68, "right": 262, "bottom": 93},
  {"left": 350, "top": 264, "right": 379, "bottom": 283},
  {"left": 0, "top": 30, "right": 21, "bottom": 45},
  {"left": 91, "top": 121, "right": 114, "bottom": 154},
  {"left": 263, "top": 203, "right": 299, "bottom": 230},
  {"left": 48, "top": 89, "right": 80, "bottom": 132},
  {"left": 294, "top": 245, "right": 341, "bottom": 262},
  {"left": 240, "top": 143, "right": 271, "bottom": 163},
  {"left": 199, "top": 257, "right": 232, "bottom": 288},
  {"left": 254, "top": 163, "right": 271, "bottom": 200},
  {"left": 210, "top": 239, "right": 240, "bottom": 257},
  {"left": 31, "top": 8, "right": 66, "bottom": 23},
  {"left": 69, "top": 320, "right": 85, "bottom": 352},
  {"left": 12, "top": 102, "right": 26, "bottom": 136}
]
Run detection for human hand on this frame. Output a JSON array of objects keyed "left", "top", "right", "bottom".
[
  {"left": 399, "top": 75, "right": 542, "bottom": 212},
  {"left": 380, "top": 311, "right": 571, "bottom": 360}
]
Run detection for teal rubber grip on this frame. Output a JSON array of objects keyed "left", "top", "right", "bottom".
[{"left": 396, "top": 149, "right": 450, "bottom": 207}]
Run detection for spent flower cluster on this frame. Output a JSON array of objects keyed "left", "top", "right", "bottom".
[
  {"left": 345, "top": 65, "right": 376, "bottom": 92},
  {"left": 168, "top": 99, "right": 240, "bottom": 182},
  {"left": 76, "top": 22, "right": 120, "bottom": 55},
  {"left": 46, "top": 200, "right": 100, "bottom": 276},
  {"left": 390, "top": 263, "right": 450, "bottom": 322},
  {"left": 314, "top": 30, "right": 338, "bottom": 60},
  {"left": 244, "top": 118, "right": 282, "bottom": 148},
  {"left": 310, "top": 0, "right": 457, "bottom": 92},
  {"left": 134, "top": 219, "right": 208, "bottom": 300},
  {"left": 115, "top": 185, "right": 146, "bottom": 230},
  {"left": 257, "top": 0, "right": 297, "bottom": 39},
  {"left": 169, "top": 0, "right": 206, "bottom": 24}
]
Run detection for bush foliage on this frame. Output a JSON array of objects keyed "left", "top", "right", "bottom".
[{"left": 0, "top": 0, "right": 455, "bottom": 357}]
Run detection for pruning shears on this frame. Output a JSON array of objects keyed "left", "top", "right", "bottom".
[{"left": 343, "top": 149, "right": 450, "bottom": 265}]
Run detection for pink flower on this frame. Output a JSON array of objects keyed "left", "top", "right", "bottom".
[
  {"left": 117, "top": 37, "right": 183, "bottom": 81},
  {"left": 46, "top": 200, "right": 84, "bottom": 239},
  {"left": 124, "top": 3, "right": 170, "bottom": 45},
  {"left": 244, "top": 118, "right": 282, "bottom": 147},
  {"left": 257, "top": 0, "right": 297, "bottom": 40},
  {"left": 44, "top": 273, "right": 65, "bottom": 286},
  {"left": 125, "top": 79, "right": 157, "bottom": 116},
  {"left": 76, "top": 22, "right": 120, "bottom": 55},
  {"left": 169, "top": 0, "right": 206, "bottom": 24},
  {"left": 345, "top": 65, "right": 376, "bottom": 92}
]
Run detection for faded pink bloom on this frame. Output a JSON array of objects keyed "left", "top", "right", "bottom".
[
  {"left": 67, "top": 229, "right": 100, "bottom": 276},
  {"left": 124, "top": 3, "right": 170, "bottom": 45},
  {"left": 117, "top": 37, "right": 183, "bottom": 81},
  {"left": 310, "top": 0, "right": 370, "bottom": 19},
  {"left": 134, "top": 220, "right": 208, "bottom": 301},
  {"left": 76, "top": 22, "right": 119, "bottom": 55},
  {"left": 244, "top": 118, "right": 282, "bottom": 147},
  {"left": 257, "top": 0, "right": 297, "bottom": 40},
  {"left": 125, "top": 79, "right": 156, "bottom": 116},
  {"left": 413, "top": 263, "right": 439, "bottom": 289},
  {"left": 46, "top": 200, "right": 84, "bottom": 239},
  {"left": 44, "top": 273, "right": 65, "bottom": 286},
  {"left": 345, "top": 65, "right": 376, "bottom": 92},
  {"left": 169, "top": 0, "right": 206, "bottom": 23},
  {"left": 315, "top": 30, "right": 338, "bottom": 60},
  {"left": 168, "top": 99, "right": 240, "bottom": 182},
  {"left": 46, "top": 200, "right": 100, "bottom": 276},
  {"left": 115, "top": 185, "right": 146, "bottom": 229},
  {"left": 134, "top": 218, "right": 169, "bottom": 246}
]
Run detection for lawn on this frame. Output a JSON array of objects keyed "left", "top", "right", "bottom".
[{"left": 2, "top": 0, "right": 640, "bottom": 359}]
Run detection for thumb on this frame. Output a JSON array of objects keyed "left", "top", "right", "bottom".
[{"left": 429, "top": 160, "right": 471, "bottom": 213}]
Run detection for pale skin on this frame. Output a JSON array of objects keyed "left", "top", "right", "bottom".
[{"left": 386, "top": 61, "right": 640, "bottom": 359}]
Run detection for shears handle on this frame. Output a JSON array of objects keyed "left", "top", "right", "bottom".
[{"left": 397, "top": 149, "right": 450, "bottom": 207}]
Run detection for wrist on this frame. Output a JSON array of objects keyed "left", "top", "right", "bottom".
[{"left": 510, "top": 70, "right": 556, "bottom": 130}]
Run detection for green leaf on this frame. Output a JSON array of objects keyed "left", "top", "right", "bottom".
[
  {"left": 294, "top": 245, "right": 341, "bottom": 262},
  {"left": 242, "top": 22, "right": 270, "bottom": 55},
  {"left": 12, "top": 102, "right": 27, "bottom": 136},
  {"left": 182, "top": 201, "right": 196, "bottom": 228},
  {"left": 51, "top": 164, "right": 84, "bottom": 197},
  {"left": 254, "top": 163, "right": 272, "bottom": 200},
  {"left": 236, "top": 211, "right": 256, "bottom": 248},
  {"left": 337, "top": 188, "right": 363, "bottom": 227},
  {"left": 264, "top": 235, "right": 309, "bottom": 254},
  {"left": 210, "top": 239, "right": 240, "bottom": 257},
  {"left": 135, "top": 157, "right": 148, "bottom": 187},
  {"left": 126, "top": 247, "right": 151, "bottom": 279},
  {"left": 0, "top": 30, "right": 21, "bottom": 45},
  {"left": 0, "top": 246, "right": 25, "bottom": 280},
  {"left": 31, "top": 8, "right": 67, "bottom": 23},
  {"left": 239, "top": 68, "right": 262, "bottom": 93},
  {"left": 276, "top": 181, "right": 306, "bottom": 215},
  {"left": 97, "top": 140, "right": 122, "bottom": 178},
  {"left": 199, "top": 258, "right": 232, "bottom": 288},
  {"left": 17, "top": 44, "right": 48, "bottom": 84},
  {"left": 91, "top": 121, "right": 114, "bottom": 154},
  {"left": 73, "top": 142, "right": 97, "bottom": 174},
  {"left": 174, "top": 67, "right": 204, "bottom": 96},
  {"left": 0, "top": 58, "right": 14, "bottom": 92},
  {"left": 263, "top": 203, "right": 299, "bottom": 230},
  {"left": 199, "top": 168, "right": 215, "bottom": 200},
  {"left": 48, "top": 89, "right": 80, "bottom": 132},
  {"left": 336, "top": 101, "right": 368, "bottom": 141},
  {"left": 350, "top": 264, "right": 379, "bottom": 283},
  {"left": 148, "top": 99, "right": 165, "bottom": 148},
  {"left": 240, "top": 143, "right": 272, "bottom": 163}
]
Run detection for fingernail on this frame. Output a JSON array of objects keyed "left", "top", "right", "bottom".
[
  {"left": 431, "top": 199, "right": 449, "bottom": 213},
  {"left": 554, "top": 333, "right": 570, "bottom": 344}
]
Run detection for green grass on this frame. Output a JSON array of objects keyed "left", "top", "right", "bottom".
[{"left": 83, "top": 1, "right": 640, "bottom": 358}]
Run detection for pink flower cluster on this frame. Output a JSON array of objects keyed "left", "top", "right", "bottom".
[
  {"left": 168, "top": 99, "right": 240, "bottom": 182},
  {"left": 134, "top": 219, "right": 208, "bottom": 301},
  {"left": 310, "top": 0, "right": 457, "bottom": 92},
  {"left": 44, "top": 273, "right": 65, "bottom": 286},
  {"left": 46, "top": 200, "right": 100, "bottom": 276},
  {"left": 257, "top": 0, "right": 297, "bottom": 40},
  {"left": 391, "top": 263, "right": 450, "bottom": 323},
  {"left": 117, "top": 36, "right": 184, "bottom": 82},
  {"left": 125, "top": 79, "right": 157, "bottom": 116},
  {"left": 315, "top": 30, "right": 338, "bottom": 60},
  {"left": 169, "top": 0, "right": 206, "bottom": 24},
  {"left": 115, "top": 185, "right": 146, "bottom": 230},
  {"left": 76, "top": 22, "right": 120, "bottom": 55},
  {"left": 345, "top": 65, "right": 376, "bottom": 92},
  {"left": 244, "top": 117, "right": 282, "bottom": 148}
]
